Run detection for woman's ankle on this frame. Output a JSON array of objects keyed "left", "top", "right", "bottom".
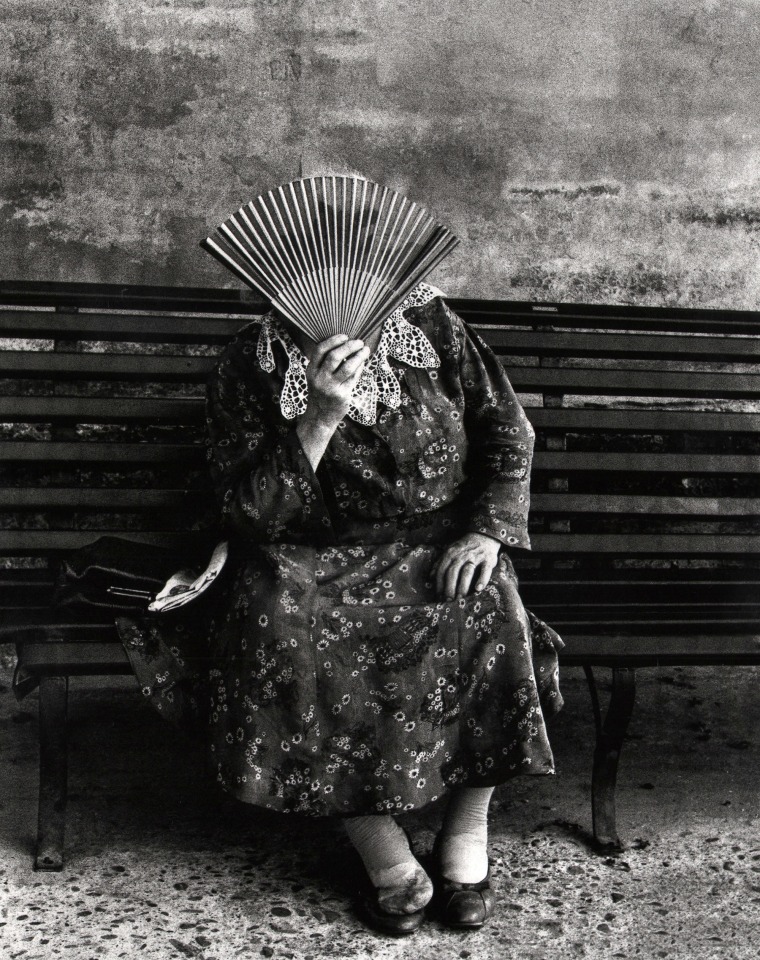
[
  {"left": 435, "top": 831, "right": 489, "bottom": 885},
  {"left": 437, "top": 785, "right": 495, "bottom": 884}
]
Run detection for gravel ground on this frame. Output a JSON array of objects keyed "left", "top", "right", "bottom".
[{"left": 1, "top": 656, "right": 758, "bottom": 960}]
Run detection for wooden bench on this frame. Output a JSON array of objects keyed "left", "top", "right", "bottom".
[{"left": 2, "top": 280, "right": 759, "bottom": 869}]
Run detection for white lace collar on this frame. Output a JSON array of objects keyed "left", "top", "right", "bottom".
[{"left": 254, "top": 283, "right": 442, "bottom": 425}]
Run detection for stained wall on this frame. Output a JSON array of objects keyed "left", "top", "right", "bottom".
[{"left": 2, "top": 0, "right": 759, "bottom": 306}]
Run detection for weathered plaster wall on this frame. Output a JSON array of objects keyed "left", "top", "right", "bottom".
[{"left": 2, "top": 0, "right": 760, "bottom": 306}]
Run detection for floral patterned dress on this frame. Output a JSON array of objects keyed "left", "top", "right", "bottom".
[{"left": 118, "top": 296, "right": 563, "bottom": 817}]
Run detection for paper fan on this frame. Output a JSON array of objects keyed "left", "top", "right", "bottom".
[{"left": 202, "top": 175, "right": 459, "bottom": 341}]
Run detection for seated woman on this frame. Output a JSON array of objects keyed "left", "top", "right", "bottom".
[{"left": 120, "top": 280, "right": 563, "bottom": 935}]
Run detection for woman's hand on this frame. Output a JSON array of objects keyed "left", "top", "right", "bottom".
[
  {"left": 305, "top": 334, "right": 370, "bottom": 427},
  {"left": 296, "top": 335, "right": 369, "bottom": 470},
  {"left": 432, "top": 532, "right": 502, "bottom": 600}
]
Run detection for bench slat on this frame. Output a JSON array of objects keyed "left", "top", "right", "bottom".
[
  {"left": 4, "top": 284, "right": 760, "bottom": 332},
  {"left": 6, "top": 488, "right": 205, "bottom": 509},
  {"left": 7, "top": 362, "right": 760, "bottom": 396},
  {"left": 3, "top": 442, "right": 202, "bottom": 463},
  {"left": 508, "top": 367, "right": 760, "bottom": 397},
  {"left": 519, "top": 584, "right": 760, "bottom": 606},
  {"left": 525, "top": 408, "right": 760, "bottom": 433},
  {"left": 12, "top": 636, "right": 760, "bottom": 671},
  {"left": 2, "top": 352, "right": 213, "bottom": 381},
  {"left": 557, "top": 633, "right": 760, "bottom": 666},
  {"left": 530, "top": 494, "right": 760, "bottom": 515},
  {"left": 450, "top": 299, "right": 760, "bottom": 334},
  {"left": 530, "top": 602, "right": 760, "bottom": 616},
  {"left": 5, "top": 310, "right": 760, "bottom": 350},
  {"left": 15, "top": 530, "right": 751, "bottom": 557},
  {"left": 4, "top": 437, "right": 757, "bottom": 471},
  {"left": 27, "top": 490, "right": 755, "bottom": 516},
  {"left": 0, "top": 397, "right": 205, "bottom": 423},
  {"left": 530, "top": 534, "right": 760, "bottom": 554},
  {"left": 0, "top": 280, "right": 267, "bottom": 314},
  {"left": 0, "top": 608, "right": 114, "bottom": 630},
  {"left": 5, "top": 400, "right": 758, "bottom": 431},
  {"left": 533, "top": 451, "right": 760, "bottom": 473},
  {"left": 0, "top": 581, "right": 56, "bottom": 606},
  {"left": 484, "top": 329, "right": 760, "bottom": 361},
  {"left": 0, "top": 531, "right": 210, "bottom": 554},
  {"left": 15, "top": 643, "right": 131, "bottom": 673},
  {"left": 551, "top": 620, "right": 760, "bottom": 634},
  {"left": 0, "top": 310, "right": 246, "bottom": 342}
]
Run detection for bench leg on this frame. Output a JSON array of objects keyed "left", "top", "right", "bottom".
[
  {"left": 35, "top": 675, "right": 69, "bottom": 871},
  {"left": 583, "top": 665, "right": 636, "bottom": 852}
]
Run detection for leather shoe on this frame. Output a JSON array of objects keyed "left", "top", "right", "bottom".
[
  {"left": 432, "top": 837, "right": 495, "bottom": 929},
  {"left": 436, "top": 867, "right": 495, "bottom": 928},
  {"left": 359, "top": 887, "right": 426, "bottom": 937},
  {"left": 355, "top": 829, "right": 428, "bottom": 936}
]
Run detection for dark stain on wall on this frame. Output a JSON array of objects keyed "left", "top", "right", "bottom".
[
  {"left": 77, "top": 31, "right": 221, "bottom": 135},
  {"left": 680, "top": 203, "right": 760, "bottom": 230},
  {"left": 511, "top": 262, "right": 674, "bottom": 303},
  {"left": 4, "top": 140, "right": 48, "bottom": 167},
  {"left": 11, "top": 92, "right": 54, "bottom": 133},
  {"left": 510, "top": 185, "right": 622, "bottom": 201}
]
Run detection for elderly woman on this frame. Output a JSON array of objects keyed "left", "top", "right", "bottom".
[{"left": 120, "top": 281, "right": 562, "bottom": 935}]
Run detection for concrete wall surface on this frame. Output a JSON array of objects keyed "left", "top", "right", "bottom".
[{"left": 2, "top": 0, "right": 760, "bottom": 306}]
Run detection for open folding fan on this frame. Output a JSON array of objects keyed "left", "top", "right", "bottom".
[{"left": 202, "top": 175, "right": 459, "bottom": 341}]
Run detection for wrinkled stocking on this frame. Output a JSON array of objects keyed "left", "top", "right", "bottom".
[{"left": 344, "top": 815, "right": 433, "bottom": 914}]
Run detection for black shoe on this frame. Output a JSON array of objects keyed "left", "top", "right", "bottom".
[
  {"left": 359, "top": 886, "right": 427, "bottom": 937},
  {"left": 431, "top": 836, "right": 495, "bottom": 929},
  {"left": 355, "top": 829, "right": 428, "bottom": 937}
]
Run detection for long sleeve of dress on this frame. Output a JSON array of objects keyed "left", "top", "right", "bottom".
[
  {"left": 205, "top": 334, "right": 335, "bottom": 544},
  {"left": 453, "top": 308, "right": 534, "bottom": 550}
]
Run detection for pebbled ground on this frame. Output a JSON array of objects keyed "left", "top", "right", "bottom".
[{"left": 1, "top": 653, "right": 758, "bottom": 960}]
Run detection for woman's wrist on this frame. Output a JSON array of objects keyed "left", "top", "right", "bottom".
[
  {"left": 298, "top": 405, "right": 342, "bottom": 438},
  {"left": 296, "top": 409, "right": 341, "bottom": 470},
  {"left": 470, "top": 531, "right": 502, "bottom": 552}
]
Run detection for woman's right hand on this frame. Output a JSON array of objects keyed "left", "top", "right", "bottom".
[
  {"left": 304, "top": 334, "right": 370, "bottom": 428},
  {"left": 296, "top": 335, "right": 370, "bottom": 470}
]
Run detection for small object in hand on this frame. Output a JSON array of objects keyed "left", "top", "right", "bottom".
[{"left": 148, "top": 540, "right": 229, "bottom": 613}]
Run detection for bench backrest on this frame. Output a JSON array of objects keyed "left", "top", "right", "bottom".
[
  {"left": 453, "top": 299, "right": 760, "bottom": 635},
  {"left": 3, "top": 282, "right": 760, "bottom": 590},
  {"left": 0, "top": 282, "right": 262, "bottom": 566}
]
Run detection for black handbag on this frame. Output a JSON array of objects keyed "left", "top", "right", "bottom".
[{"left": 52, "top": 536, "right": 193, "bottom": 614}]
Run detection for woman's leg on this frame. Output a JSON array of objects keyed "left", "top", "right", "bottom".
[
  {"left": 344, "top": 815, "right": 433, "bottom": 914},
  {"left": 436, "top": 785, "right": 494, "bottom": 883}
]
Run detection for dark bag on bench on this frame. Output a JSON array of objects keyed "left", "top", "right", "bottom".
[{"left": 52, "top": 536, "right": 191, "bottom": 614}]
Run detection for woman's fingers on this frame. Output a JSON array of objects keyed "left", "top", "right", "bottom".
[
  {"left": 434, "top": 550, "right": 451, "bottom": 597},
  {"left": 337, "top": 345, "right": 370, "bottom": 381},
  {"left": 443, "top": 559, "right": 461, "bottom": 601},
  {"left": 434, "top": 550, "right": 497, "bottom": 600},
  {"left": 473, "top": 561, "right": 493, "bottom": 593},
  {"left": 435, "top": 547, "right": 465, "bottom": 598},
  {"left": 455, "top": 560, "right": 478, "bottom": 599},
  {"left": 444, "top": 553, "right": 481, "bottom": 600},
  {"left": 319, "top": 338, "right": 367, "bottom": 374},
  {"left": 311, "top": 334, "right": 349, "bottom": 365}
]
